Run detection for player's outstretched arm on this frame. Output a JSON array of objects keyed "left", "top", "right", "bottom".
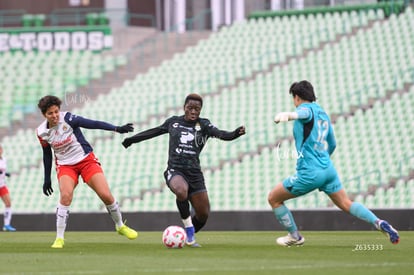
[
  {"left": 122, "top": 127, "right": 167, "bottom": 149},
  {"left": 273, "top": 112, "right": 299, "bottom": 124},
  {"left": 67, "top": 113, "right": 134, "bottom": 133},
  {"left": 210, "top": 125, "right": 246, "bottom": 141}
]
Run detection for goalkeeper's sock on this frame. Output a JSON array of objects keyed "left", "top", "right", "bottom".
[
  {"left": 273, "top": 205, "right": 299, "bottom": 238},
  {"left": 349, "top": 202, "right": 378, "bottom": 225},
  {"left": 56, "top": 203, "right": 70, "bottom": 239},
  {"left": 106, "top": 201, "right": 123, "bottom": 227}
]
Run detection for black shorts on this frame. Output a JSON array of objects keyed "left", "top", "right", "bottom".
[{"left": 163, "top": 168, "right": 206, "bottom": 197}]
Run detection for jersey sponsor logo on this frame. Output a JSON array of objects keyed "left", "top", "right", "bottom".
[
  {"left": 180, "top": 132, "right": 194, "bottom": 144},
  {"left": 52, "top": 136, "right": 72, "bottom": 148},
  {"left": 176, "top": 131, "right": 199, "bottom": 155}
]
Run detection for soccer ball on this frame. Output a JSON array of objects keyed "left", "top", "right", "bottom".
[{"left": 162, "top": 225, "right": 187, "bottom": 248}]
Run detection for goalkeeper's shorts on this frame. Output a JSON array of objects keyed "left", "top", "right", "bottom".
[{"left": 282, "top": 163, "right": 342, "bottom": 196}]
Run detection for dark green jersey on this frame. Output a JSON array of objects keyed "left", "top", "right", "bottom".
[{"left": 124, "top": 115, "right": 242, "bottom": 170}]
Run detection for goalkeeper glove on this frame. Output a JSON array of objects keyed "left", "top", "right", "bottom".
[
  {"left": 115, "top": 123, "right": 134, "bottom": 133},
  {"left": 274, "top": 112, "right": 298, "bottom": 124}
]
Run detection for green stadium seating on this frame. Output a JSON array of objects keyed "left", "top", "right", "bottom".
[
  {"left": 0, "top": 51, "right": 126, "bottom": 128},
  {"left": 2, "top": 7, "right": 413, "bottom": 212}
]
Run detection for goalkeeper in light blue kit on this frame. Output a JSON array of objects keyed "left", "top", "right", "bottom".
[{"left": 268, "top": 80, "right": 399, "bottom": 246}]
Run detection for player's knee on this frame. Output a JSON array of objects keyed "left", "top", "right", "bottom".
[
  {"left": 267, "top": 191, "right": 275, "bottom": 205},
  {"left": 60, "top": 196, "right": 73, "bottom": 206},
  {"left": 174, "top": 189, "right": 188, "bottom": 201},
  {"left": 59, "top": 189, "right": 74, "bottom": 205},
  {"left": 267, "top": 192, "right": 272, "bottom": 205},
  {"left": 170, "top": 182, "right": 189, "bottom": 200},
  {"left": 267, "top": 191, "right": 282, "bottom": 208}
]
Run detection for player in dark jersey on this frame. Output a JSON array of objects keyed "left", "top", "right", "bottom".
[{"left": 122, "top": 93, "right": 246, "bottom": 247}]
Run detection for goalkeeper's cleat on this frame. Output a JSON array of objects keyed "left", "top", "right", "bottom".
[
  {"left": 276, "top": 233, "right": 305, "bottom": 247},
  {"left": 51, "top": 238, "right": 64, "bottom": 249},
  {"left": 116, "top": 224, "right": 138, "bottom": 240},
  {"left": 377, "top": 220, "right": 399, "bottom": 244},
  {"left": 3, "top": 225, "right": 16, "bottom": 232}
]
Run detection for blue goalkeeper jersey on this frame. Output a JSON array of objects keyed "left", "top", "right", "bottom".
[{"left": 293, "top": 102, "right": 336, "bottom": 171}]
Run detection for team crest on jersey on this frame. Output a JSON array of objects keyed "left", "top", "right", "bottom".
[{"left": 62, "top": 125, "right": 68, "bottom": 131}]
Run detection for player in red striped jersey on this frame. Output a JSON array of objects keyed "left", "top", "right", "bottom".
[{"left": 37, "top": 95, "right": 138, "bottom": 248}]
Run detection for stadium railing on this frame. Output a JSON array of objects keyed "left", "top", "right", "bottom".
[{"left": 248, "top": 1, "right": 406, "bottom": 20}]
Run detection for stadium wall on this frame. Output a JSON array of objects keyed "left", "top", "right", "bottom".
[
  {"left": 0, "top": 0, "right": 104, "bottom": 15},
  {"left": 9, "top": 209, "right": 414, "bottom": 231}
]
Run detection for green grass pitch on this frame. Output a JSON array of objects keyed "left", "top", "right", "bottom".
[{"left": 0, "top": 231, "right": 412, "bottom": 274}]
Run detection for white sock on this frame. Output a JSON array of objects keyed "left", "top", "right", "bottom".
[
  {"left": 182, "top": 216, "right": 193, "bottom": 228},
  {"left": 106, "top": 201, "right": 123, "bottom": 228},
  {"left": 56, "top": 203, "right": 70, "bottom": 239},
  {"left": 4, "top": 207, "right": 12, "bottom": 226}
]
